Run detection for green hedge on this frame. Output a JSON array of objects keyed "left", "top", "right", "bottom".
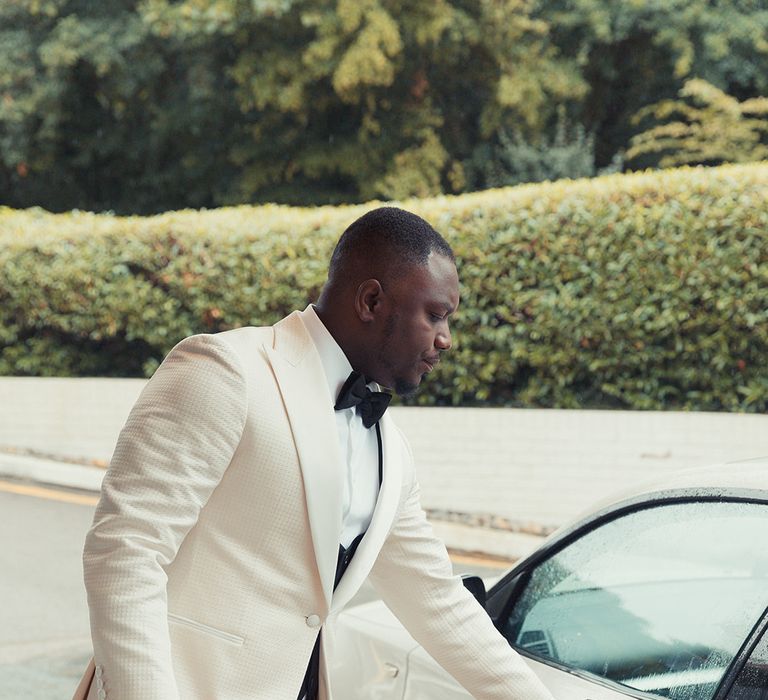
[{"left": 2, "top": 162, "right": 767, "bottom": 411}]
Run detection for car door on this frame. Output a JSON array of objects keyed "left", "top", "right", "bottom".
[
  {"left": 328, "top": 600, "right": 414, "bottom": 700},
  {"left": 483, "top": 498, "right": 768, "bottom": 700},
  {"left": 333, "top": 495, "right": 768, "bottom": 700},
  {"left": 724, "top": 621, "right": 768, "bottom": 700},
  {"left": 404, "top": 644, "right": 638, "bottom": 699}
]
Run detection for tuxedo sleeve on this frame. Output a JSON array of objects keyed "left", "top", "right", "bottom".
[
  {"left": 368, "top": 472, "right": 555, "bottom": 700},
  {"left": 82, "top": 334, "right": 247, "bottom": 700}
]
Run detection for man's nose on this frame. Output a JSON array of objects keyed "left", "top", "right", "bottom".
[{"left": 435, "top": 324, "right": 452, "bottom": 351}]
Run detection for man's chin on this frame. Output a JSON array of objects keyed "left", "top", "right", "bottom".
[{"left": 393, "top": 376, "right": 421, "bottom": 398}]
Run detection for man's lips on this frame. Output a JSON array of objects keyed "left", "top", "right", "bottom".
[{"left": 421, "top": 357, "right": 440, "bottom": 372}]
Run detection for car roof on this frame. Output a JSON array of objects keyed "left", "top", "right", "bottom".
[{"left": 492, "top": 456, "right": 768, "bottom": 591}]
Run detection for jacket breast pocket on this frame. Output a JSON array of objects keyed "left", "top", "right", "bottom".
[{"left": 167, "top": 612, "right": 245, "bottom": 646}]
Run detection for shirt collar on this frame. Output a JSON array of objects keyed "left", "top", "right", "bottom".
[{"left": 298, "top": 304, "right": 354, "bottom": 402}]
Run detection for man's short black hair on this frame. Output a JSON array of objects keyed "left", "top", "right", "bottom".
[{"left": 327, "top": 207, "right": 454, "bottom": 285}]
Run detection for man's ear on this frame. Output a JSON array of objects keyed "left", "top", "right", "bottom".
[{"left": 355, "top": 279, "right": 383, "bottom": 322}]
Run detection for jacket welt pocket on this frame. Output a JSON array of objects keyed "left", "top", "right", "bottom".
[{"left": 167, "top": 612, "right": 245, "bottom": 646}]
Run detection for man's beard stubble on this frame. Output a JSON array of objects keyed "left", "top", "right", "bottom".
[{"left": 377, "top": 311, "right": 420, "bottom": 398}]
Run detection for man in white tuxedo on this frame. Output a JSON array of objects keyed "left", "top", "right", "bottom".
[{"left": 79, "top": 207, "right": 555, "bottom": 700}]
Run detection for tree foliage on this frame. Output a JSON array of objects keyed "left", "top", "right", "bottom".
[
  {"left": 538, "top": 0, "right": 768, "bottom": 169},
  {"left": 626, "top": 79, "right": 768, "bottom": 168},
  {"left": 463, "top": 107, "right": 597, "bottom": 189},
  {"left": 144, "top": 0, "right": 586, "bottom": 203},
  {"left": 0, "top": 0, "right": 243, "bottom": 213},
  {"left": 1, "top": 0, "right": 768, "bottom": 212}
]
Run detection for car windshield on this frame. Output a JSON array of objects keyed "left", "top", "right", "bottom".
[{"left": 502, "top": 500, "right": 768, "bottom": 700}]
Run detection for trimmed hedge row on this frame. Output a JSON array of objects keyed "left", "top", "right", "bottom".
[{"left": 2, "top": 162, "right": 767, "bottom": 411}]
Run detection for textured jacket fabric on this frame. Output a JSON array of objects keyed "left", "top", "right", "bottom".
[{"left": 80, "top": 311, "right": 554, "bottom": 700}]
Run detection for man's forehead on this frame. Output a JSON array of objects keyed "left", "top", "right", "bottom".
[{"left": 412, "top": 253, "right": 460, "bottom": 306}]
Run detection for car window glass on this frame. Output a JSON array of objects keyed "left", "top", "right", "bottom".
[
  {"left": 726, "top": 629, "right": 768, "bottom": 700},
  {"left": 501, "top": 501, "right": 768, "bottom": 700}
]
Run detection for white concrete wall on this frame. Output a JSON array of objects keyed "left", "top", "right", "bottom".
[
  {"left": 2, "top": 377, "right": 767, "bottom": 528},
  {"left": 0, "top": 377, "right": 146, "bottom": 464},
  {"left": 399, "top": 406, "right": 768, "bottom": 527}
]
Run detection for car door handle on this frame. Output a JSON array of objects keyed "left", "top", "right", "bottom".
[{"left": 383, "top": 662, "right": 399, "bottom": 678}]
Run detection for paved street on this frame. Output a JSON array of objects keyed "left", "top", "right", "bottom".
[
  {"left": 0, "top": 481, "right": 96, "bottom": 699},
  {"left": 0, "top": 478, "right": 508, "bottom": 699}
]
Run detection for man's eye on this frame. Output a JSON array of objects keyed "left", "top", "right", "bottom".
[{"left": 430, "top": 313, "right": 444, "bottom": 322}]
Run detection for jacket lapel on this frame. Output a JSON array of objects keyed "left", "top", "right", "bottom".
[
  {"left": 330, "top": 411, "right": 403, "bottom": 613},
  {"left": 264, "top": 311, "right": 343, "bottom": 609}
]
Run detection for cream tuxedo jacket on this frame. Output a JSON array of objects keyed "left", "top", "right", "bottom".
[{"left": 80, "top": 311, "right": 553, "bottom": 700}]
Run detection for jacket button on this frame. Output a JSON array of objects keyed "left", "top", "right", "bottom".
[{"left": 305, "top": 614, "right": 321, "bottom": 628}]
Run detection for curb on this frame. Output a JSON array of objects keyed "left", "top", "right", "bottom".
[
  {"left": 431, "top": 520, "right": 545, "bottom": 563},
  {"left": 0, "top": 454, "right": 104, "bottom": 492}
]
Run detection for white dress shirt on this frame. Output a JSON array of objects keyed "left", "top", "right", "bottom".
[{"left": 298, "top": 305, "right": 380, "bottom": 548}]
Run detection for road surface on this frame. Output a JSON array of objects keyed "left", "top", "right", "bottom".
[{"left": 0, "top": 480, "right": 96, "bottom": 699}]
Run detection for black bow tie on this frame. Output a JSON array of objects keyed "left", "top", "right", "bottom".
[{"left": 334, "top": 371, "right": 391, "bottom": 428}]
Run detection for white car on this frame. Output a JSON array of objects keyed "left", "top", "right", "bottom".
[{"left": 330, "top": 458, "right": 768, "bottom": 700}]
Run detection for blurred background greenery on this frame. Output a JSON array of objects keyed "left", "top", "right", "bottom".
[
  {"left": 2, "top": 0, "right": 768, "bottom": 214},
  {"left": 2, "top": 164, "right": 766, "bottom": 411},
  {"left": 1, "top": 1, "right": 766, "bottom": 411}
]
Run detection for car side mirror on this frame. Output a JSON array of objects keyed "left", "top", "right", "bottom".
[{"left": 461, "top": 575, "right": 486, "bottom": 607}]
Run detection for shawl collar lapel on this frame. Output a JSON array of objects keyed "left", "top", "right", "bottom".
[
  {"left": 330, "top": 411, "right": 403, "bottom": 613},
  {"left": 264, "top": 311, "right": 343, "bottom": 608}
]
